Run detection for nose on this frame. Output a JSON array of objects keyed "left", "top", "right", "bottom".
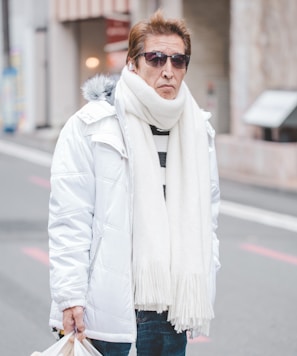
[{"left": 161, "top": 58, "right": 173, "bottom": 79}]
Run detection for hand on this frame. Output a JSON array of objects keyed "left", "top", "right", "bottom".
[{"left": 63, "top": 306, "right": 86, "bottom": 341}]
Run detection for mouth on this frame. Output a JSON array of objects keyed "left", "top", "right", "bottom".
[{"left": 158, "top": 84, "right": 175, "bottom": 90}]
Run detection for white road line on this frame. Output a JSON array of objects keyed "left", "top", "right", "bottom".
[
  {"left": 1, "top": 139, "right": 297, "bottom": 232},
  {"left": 0, "top": 140, "right": 52, "bottom": 167},
  {"left": 220, "top": 200, "right": 297, "bottom": 233}
]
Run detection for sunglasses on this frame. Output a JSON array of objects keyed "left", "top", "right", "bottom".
[{"left": 137, "top": 51, "right": 190, "bottom": 69}]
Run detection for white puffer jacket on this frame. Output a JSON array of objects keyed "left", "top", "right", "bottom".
[{"left": 48, "top": 75, "right": 220, "bottom": 343}]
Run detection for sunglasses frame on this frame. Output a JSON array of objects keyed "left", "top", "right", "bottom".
[{"left": 137, "top": 51, "right": 190, "bottom": 69}]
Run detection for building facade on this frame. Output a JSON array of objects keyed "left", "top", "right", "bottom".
[{"left": 219, "top": 0, "right": 297, "bottom": 190}]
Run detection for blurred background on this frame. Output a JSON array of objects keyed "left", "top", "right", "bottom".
[{"left": 0, "top": 0, "right": 296, "bottom": 355}]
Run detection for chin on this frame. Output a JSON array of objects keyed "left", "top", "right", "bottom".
[{"left": 158, "top": 90, "right": 176, "bottom": 100}]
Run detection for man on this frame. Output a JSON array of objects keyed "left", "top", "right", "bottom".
[{"left": 48, "top": 10, "right": 220, "bottom": 356}]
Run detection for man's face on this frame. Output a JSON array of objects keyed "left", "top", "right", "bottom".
[{"left": 134, "top": 34, "right": 187, "bottom": 100}]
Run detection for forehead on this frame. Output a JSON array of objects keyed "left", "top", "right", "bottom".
[{"left": 144, "top": 34, "right": 185, "bottom": 53}]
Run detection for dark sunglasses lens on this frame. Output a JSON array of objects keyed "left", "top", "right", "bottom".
[
  {"left": 171, "top": 55, "right": 187, "bottom": 69},
  {"left": 144, "top": 52, "right": 167, "bottom": 67},
  {"left": 143, "top": 52, "right": 189, "bottom": 69}
]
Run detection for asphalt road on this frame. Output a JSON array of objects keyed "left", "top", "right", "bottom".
[{"left": 0, "top": 136, "right": 296, "bottom": 356}]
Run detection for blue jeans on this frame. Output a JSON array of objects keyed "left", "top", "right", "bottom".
[
  {"left": 91, "top": 338, "right": 131, "bottom": 356},
  {"left": 91, "top": 310, "right": 187, "bottom": 356}
]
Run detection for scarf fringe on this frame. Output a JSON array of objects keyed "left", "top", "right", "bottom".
[
  {"left": 134, "top": 263, "right": 172, "bottom": 312},
  {"left": 168, "top": 274, "right": 214, "bottom": 335}
]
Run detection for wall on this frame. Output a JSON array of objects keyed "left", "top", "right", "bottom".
[
  {"left": 48, "top": 17, "right": 79, "bottom": 129},
  {"left": 230, "top": 0, "right": 297, "bottom": 137},
  {"left": 183, "top": 0, "right": 230, "bottom": 134}
]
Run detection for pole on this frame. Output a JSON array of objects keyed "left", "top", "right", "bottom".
[{"left": 2, "top": 0, "right": 11, "bottom": 68}]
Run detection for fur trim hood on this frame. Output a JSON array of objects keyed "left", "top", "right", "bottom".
[{"left": 81, "top": 74, "right": 119, "bottom": 105}]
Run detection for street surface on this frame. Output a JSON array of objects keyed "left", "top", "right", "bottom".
[{"left": 0, "top": 134, "right": 296, "bottom": 356}]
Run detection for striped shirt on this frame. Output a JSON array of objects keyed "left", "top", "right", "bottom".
[{"left": 150, "top": 125, "right": 170, "bottom": 198}]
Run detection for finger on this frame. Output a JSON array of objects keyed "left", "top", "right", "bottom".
[
  {"left": 73, "top": 307, "right": 86, "bottom": 340},
  {"left": 63, "top": 308, "right": 75, "bottom": 335},
  {"left": 75, "top": 330, "right": 86, "bottom": 342},
  {"left": 72, "top": 307, "right": 85, "bottom": 330}
]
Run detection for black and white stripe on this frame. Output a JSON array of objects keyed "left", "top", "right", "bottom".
[{"left": 150, "top": 125, "right": 170, "bottom": 198}]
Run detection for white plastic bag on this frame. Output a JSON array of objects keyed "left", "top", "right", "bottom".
[
  {"left": 30, "top": 332, "right": 102, "bottom": 356},
  {"left": 80, "top": 339, "right": 103, "bottom": 356}
]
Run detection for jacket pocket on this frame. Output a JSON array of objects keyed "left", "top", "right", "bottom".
[
  {"left": 91, "top": 133, "right": 128, "bottom": 159},
  {"left": 91, "top": 133, "right": 128, "bottom": 185}
]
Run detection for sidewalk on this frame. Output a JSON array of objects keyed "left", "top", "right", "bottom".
[{"left": 0, "top": 127, "right": 58, "bottom": 154}]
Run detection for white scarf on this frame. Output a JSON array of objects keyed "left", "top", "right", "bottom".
[{"left": 116, "top": 66, "right": 214, "bottom": 335}]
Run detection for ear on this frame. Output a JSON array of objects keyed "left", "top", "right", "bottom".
[{"left": 128, "top": 62, "right": 135, "bottom": 71}]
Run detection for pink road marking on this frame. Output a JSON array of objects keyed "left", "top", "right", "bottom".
[
  {"left": 29, "top": 176, "right": 50, "bottom": 189},
  {"left": 22, "top": 247, "right": 49, "bottom": 266},
  {"left": 240, "top": 243, "right": 297, "bottom": 266},
  {"left": 188, "top": 335, "right": 211, "bottom": 343}
]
